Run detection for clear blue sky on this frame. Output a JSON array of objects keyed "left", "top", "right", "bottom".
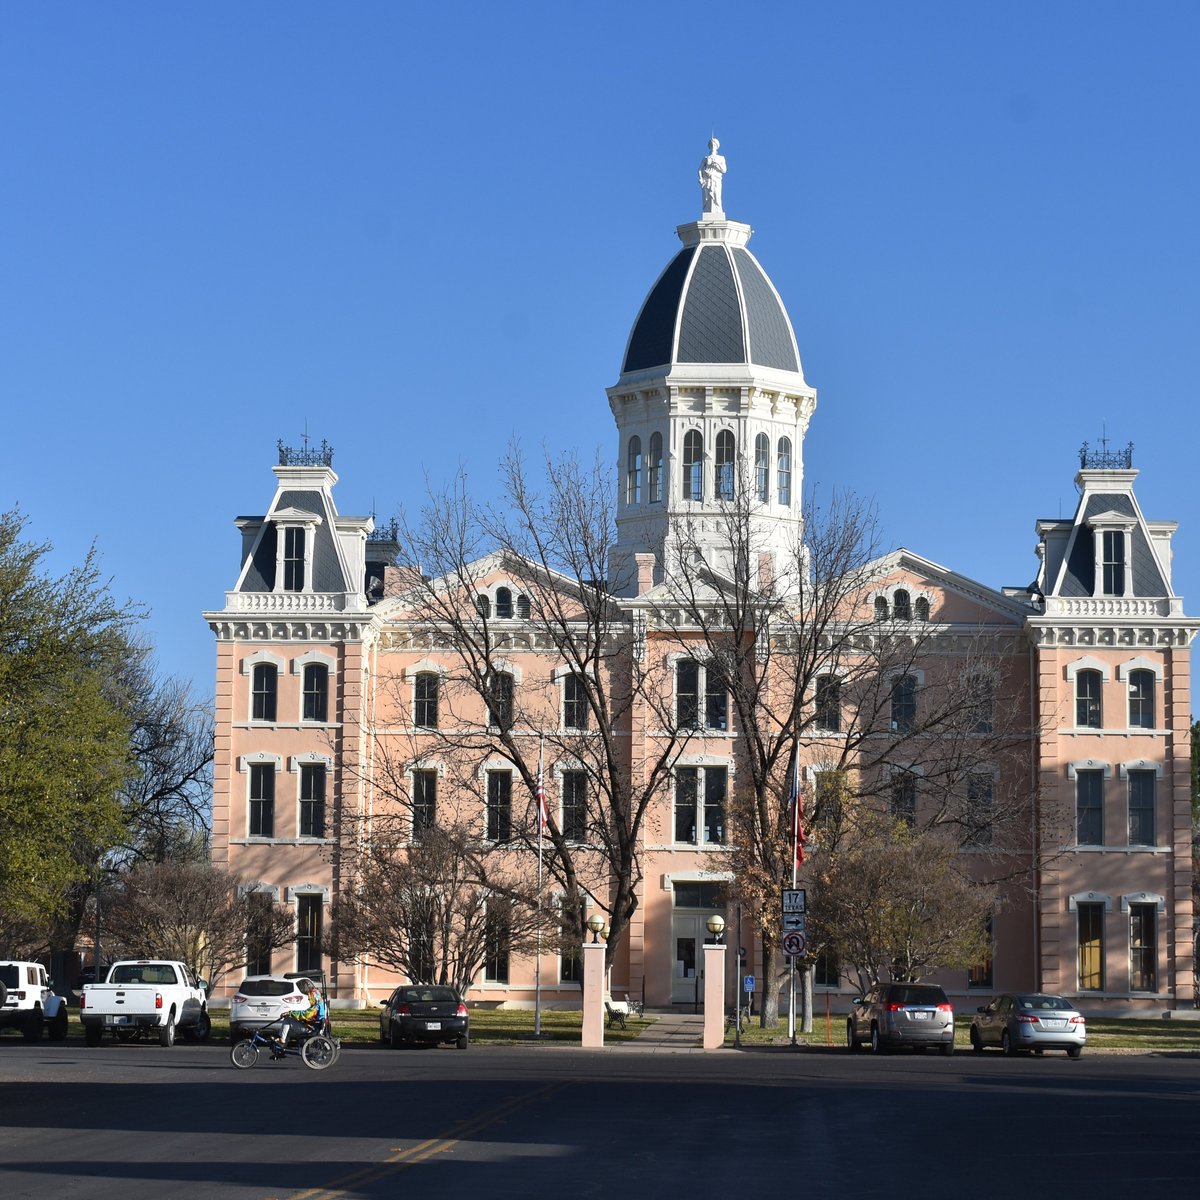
[{"left": 3, "top": 2, "right": 1197, "bottom": 707}]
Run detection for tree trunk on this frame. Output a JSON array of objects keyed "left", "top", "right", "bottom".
[{"left": 760, "top": 929, "right": 781, "bottom": 1026}]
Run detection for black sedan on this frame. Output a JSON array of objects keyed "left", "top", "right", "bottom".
[{"left": 379, "top": 985, "right": 469, "bottom": 1048}]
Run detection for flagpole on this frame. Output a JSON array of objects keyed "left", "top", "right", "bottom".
[
  {"left": 789, "top": 753, "right": 798, "bottom": 1046},
  {"left": 535, "top": 735, "right": 545, "bottom": 1039}
]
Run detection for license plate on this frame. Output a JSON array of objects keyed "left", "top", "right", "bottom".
[
  {"left": 112, "top": 1016, "right": 132, "bottom": 1025},
  {"left": 911, "top": 1011, "right": 929, "bottom": 1020},
  {"left": 426, "top": 1021, "right": 441, "bottom": 1031},
  {"left": 1041, "top": 1019, "right": 1065, "bottom": 1029}
]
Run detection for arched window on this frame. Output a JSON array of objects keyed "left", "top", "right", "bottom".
[
  {"left": 755, "top": 433, "right": 769, "bottom": 502},
  {"left": 516, "top": 594, "right": 531, "bottom": 619},
  {"left": 476, "top": 594, "right": 491, "bottom": 619},
  {"left": 715, "top": 430, "right": 735, "bottom": 501},
  {"left": 626, "top": 436, "right": 642, "bottom": 504},
  {"left": 777, "top": 438, "right": 792, "bottom": 506},
  {"left": 252, "top": 664, "right": 278, "bottom": 722},
  {"left": 1128, "top": 670, "right": 1155, "bottom": 728},
  {"left": 914, "top": 597, "right": 931, "bottom": 621},
  {"left": 495, "top": 587, "right": 513, "bottom": 619},
  {"left": 1076, "top": 669, "right": 1103, "bottom": 728},
  {"left": 893, "top": 590, "right": 911, "bottom": 620},
  {"left": 874, "top": 597, "right": 889, "bottom": 622},
  {"left": 683, "top": 430, "right": 703, "bottom": 501},
  {"left": 648, "top": 432, "right": 664, "bottom": 503}
]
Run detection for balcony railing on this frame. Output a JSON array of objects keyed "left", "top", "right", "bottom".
[
  {"left": 1079, "top": 440, "right": 1133, "bottom": 470},
  {"left": 278, "top": 438, "right": 334, "bottom": 467}
]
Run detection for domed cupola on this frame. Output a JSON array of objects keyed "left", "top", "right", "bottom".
[{"left": 608, "top": 139, "right": 817, "bottom": 595}]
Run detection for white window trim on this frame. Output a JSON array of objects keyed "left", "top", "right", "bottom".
[
  {"left": 291, "top": 651, "right": 338, "bottom": 677},
  {"left": 242, "top": 650, "right": 286, "bottom": 674},
  {"left": 1066, "top": 759, "right": 1113, "bottom": 779},
  {"left": 271, "top": 510, "right": 322, "bottom": 596},
  {"left": 288, "top": 753, "right": 333, "bottom": 772},
  {"left": 238, "top": 882, "right": 280, "bottom": 900},
  {"left": 1087, "top": 516, "right": 1135, "bottom": 599},
  {"left": 671, "top": 761, "right": 731, "bottom": 848},
  {"left": 1120, "top": 892, "right": 1166, "bottom": 914},
  {"left": 285, "top": 884, "right": 329, "bottom": 903},
  {"left": 239, "top": 753, "right": 283, "bottom": 772},
  {"left": 884, "top": 667, "right": 926, "bottom": 687},
  {"left": 1068, "top": 891, "right": 1112, "bottom": 912},
  {"left": 484, "top": 658, "right": 524, "bottom": 684},
  {"left": 1065, "top": 655, "right": 1111, "bottom": 683},
  {"left": 1117, "top": 760, "right": 1163, "bottom": 779},
  {"left": 402, "top": 659, "right": 449, "bottom": 680},
  {"left": 1116, "top": 657, "right": 1163, "bottom": 682}
]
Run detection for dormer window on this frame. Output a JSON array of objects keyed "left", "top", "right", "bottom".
[
  {"left": 269, "top": 508, "right": 321, "bottom": 594},
  {"left": 1102, "top": 530, "right": 1125, "bottom": 595},
  {"left": 1087, "top": 514, "right": 1134, "bottom": 598},
  {"left": 283, "top": 528, "right": 306, "bottom": 591}
]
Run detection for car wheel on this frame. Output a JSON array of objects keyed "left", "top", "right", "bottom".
[
  {"left": 846, "top": 1020, "right": 859, "bottom": 1052},
  {"left": 456, "top": 1032, "right": 469, "bottom": 1050},
  {"left": 1067, "top": 1045, "right": 1082, "bottom": 1060},
  {"left": 1001, "top": 1030, "right": 1015, "bottom": 1057},
  {"left": 48, "top": 1006, "right": 69, "bottom": 1042},
  {"left": 378, "top": 1023, "right": 388, "bottom": 1045},
  {"left": 389, "top": 1022, "right": 403, "bottom": 1049},
  {"left": 230, "top": 1040, "right": 259, "bottom": 1069},
  {"left": 23, "top": 1005, "right": 43, "bottom": 1042},
  {"left": 159, "top": 1014, "right": 176, "bottom": 1047},
  {"left": 970, "top": 1026, "right": 983, "bottom": 1054},
  {"left": 870, "top": 1024, "right": 886, "bottom": 1055},
  {"left": 84, "top": 1025, "right": 102, "bottom": 1048}
]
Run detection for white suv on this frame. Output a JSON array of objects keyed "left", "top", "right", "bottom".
[{"left": 0, "top": 961, "right": 70, "bottom": 1041}]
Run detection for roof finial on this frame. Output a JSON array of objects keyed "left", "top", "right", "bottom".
[{"left": 698, "top": 136, "right": 727, "bottom": 218}]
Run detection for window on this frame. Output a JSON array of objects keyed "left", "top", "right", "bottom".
[
  {"left": 561, "top": 951, "right": 582, "bottom": 984},
  {"left": 890, "top": 674, "right": 916, "bottom": 733},
  {"left": 874, "top": 596, "right": 889, "bottom": 622},
  {"left": 249, "top": 763, "right": 275, "bottom": 838},
  {"left": 245, "top": 892, "right": 274, "bottom": 976},
  {"left": 561, "top": 770, "right": 587, "bottom": 842},
  {"left": 283, "top": 527, "right": 306, "bottom": 592},
  {"left": 914, "top": 596, "right": 931, "bottom": 621},
  {"left": 410, "top": 913, "right": 435, "bottom": 983},
  {"left": 1128, "top": 670, "right": 1155, "bottom": 729},
  {"left": 968, "top": 918, "right": 994, "bottom": 989},
  {"left": 517, "top": 593, "right": 531, "bottom": 619},
  {"left": 967, "top": 774, "right": 993, "bottom": 846},
  {"left": 675, "top": 660, "right": 727, "bottom": 731},
  {"left": 754, "top": 433, "right": 769, "bottom": 502},
  {"left": 1077, "top": 903, "right": 1104, "bottom": 991},
  {"left": 1102, "top": 530, "right": 1125, "bottom": 595},
  {"left": 893, "top": 589, "right": 911, "bottom": 621},
  {"left": 296, "top": 894, "right": 322, "bottom": 975},
  {"left": 1129, "top": 904, "right": 1156, "bottom": 992},
  {"left": 814, "top": 947, "right": 840, "bottom": 988},
  {"left": 1076, "top": 669, "right": 1102, "bottom": 728},
  {"left": 1127, "top": 770, "right": 1155, "bottom": 846},
  {"left": 251, "top": 663, "right": 278, "bottom": 722},
  {"left": 966, "top": 672, "right": 994, "bottom": 735},
  {"left": 777, "top": 438, "right": 792, "bottom": 506},
  {"left": 674, "top": 766, "right": 727, "bottom": 845},
  {"left": 299, "top": 764, "right": 326, "bottom": 838},
  {"left": 648, "top": 432, "right": 664, "bottom": 502},
  {"left": 414, "top": 672, "right": 439, "bottom": 728},
  {"left": 814, "top": 770, "right": 844, "bottom": 832},
  {"left": 814, "top": 675, "right": 841, "bottom": 733},
  {"left": 302, "top": 663, "right": 328, "bottom": 723},
  {"left": 683, "top": 430, "right": 703, "bottom": 501},
  {"left": 890, "top": 772, "right": 916, "bottom": 826},
  {"left": 484, "top": 910, "right": 510, "bottom": 983},
  {"left": 1076, "top": 769, "right": 1104, "bottom": 846},
  {"left": 627, "top": 436, "right": 642, "bottom": 504},
  {"left": 412, "top": 768, "right": 436, "bottom": 840},
  {"left": 715, "top": 430, "right": 735, "bottom": 500},
  {"left": 495, "top": 587, "right": 513, "bottom": 619},
  {"left": 476, "top": 594, "right": 491, "bottom": 619},
  {"left": 486, "top": 770, "right": 512, "bottom": 841},
  {"left": 563, "top": 673, "right": 588, "bottom": 730},
  {"left": 486, "top": 670, "right": 514, "bottom": 731},
  {"left": 672, "top": 881, "right": 727, "bottom": 908}
]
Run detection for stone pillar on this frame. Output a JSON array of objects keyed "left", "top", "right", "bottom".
[
  {"left": 702, "top": 943, "right": 726, "bottom": 1050},
  {"left": 582, "top": 942, "right": 606, "bottom": 1048}
]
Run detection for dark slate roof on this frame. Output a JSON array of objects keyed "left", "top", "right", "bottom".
[
  {"left": 239, "top": 489, "right": 348, "bottom": 594},
  {"left": 1057, "top": 493, "right": 1168, "bottom": 598},
  {"left": 622, "top": 244, "right": 800, "bottom": 374}
]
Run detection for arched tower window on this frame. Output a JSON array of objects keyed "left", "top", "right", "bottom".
[
  {"left": 777, "top": 438, "right": 792, "bottom": 506},
  {"left": 715, "top": 430, "right": 735, "bottom": 501},
  {"left": 683, "top": 430, "right": 704, "bottom": 501},
  {"left": 874, "top": 597, "right": 889, "bottom": 622},
  {"left": 495, "top": 587, "right": 513, "bottom": 619},
  {"left": 893, "top": 590, "right": 911, "bottom": 620},
  {"left": 648, "top": 432, "right": 664, "bottom": 503},
  {"left": 915, "top": 597, "right": 931, "bottom": 621},
  {"left": 754, "top": 433, "right": 769, "bottom": 502},
  {"left": 626, "top": 436, "right": 642, "bottom": 504}
]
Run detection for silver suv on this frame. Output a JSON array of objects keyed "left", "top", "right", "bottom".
[{"left": 847, "top": 982, "right": 955, "bottom": 1055}]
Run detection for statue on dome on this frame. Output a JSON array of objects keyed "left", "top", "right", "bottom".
[{"left": 698, "top": 137, "right": 727, "bottom": 215}]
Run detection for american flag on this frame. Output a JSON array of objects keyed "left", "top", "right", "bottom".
[{"left": 788, "top": 758, "right": 806, "bottom": 869}]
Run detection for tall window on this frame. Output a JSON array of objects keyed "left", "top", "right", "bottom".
[
  {"left": 302, "top": 663, "right": 328, "bottom": 722},
  {"left": 412, "top": 768, "right": 436, "bottom": 840},
  {"left": 966, "top": 671, "right": 994, "bottom": 735},
  {"left": 814, "top": 947, "right": 840, "bottom": 988},
  {"left": 890, "top": 674, "right": 917, "bottom": 733},
  {"left": 914, "top": 596, "right": 931, "bottom": 621},
  {"left": 484, "top": 910, "right": 510, "bottom": 983},
  {"left": 675, "top": 660, "right": 727, "bottom": 731},
  {"left": 814, "top": 675, "right": 841, "bottom": 733},
  {"left": 249, "top": 763, "right": 275, "bottom": 838},
  {"left": 648, "top": 432, "right": 664, "bottom": 502},
  {"left": 890, "top": 772, "right": 916, "bottom": 826},
  {"left": 814, "top": 770, "right": 844, "bottom": 833},
  {"left": 968, "top": 918, "right": 994, "bottom": 990},
  {"left": 1129, "top": 904, "right": 1156, "bottom": 992},
  {"left": 245, "top": 891, "right": 274, "bottom": 976},
  {"left": 1102, "top": 530, "right": 1126, "bottom": 595},
  {"left": 754, "top": 433, "right": 769, "bottom": 502},
  {"left": 627, "top": 436, "right": 642, "bottom": 504},
  {"left": 283, "top": 527, "right": 306, "bottom": 592},
  {"left": 1127, "top": 770, "right": 1155, "bottom": 845},
  {"left": 1077, "top": 903, "right": 1104, "bottom": 991},
  {"left": 296, "top": 894, "right": 322, "bottom": 974},
  {"left": 495, "top": 587, "right": 513, "bottom": 619},
  {"left": 674, "top": 766, "right": 727, "bottom": 845},
  {"left": 486, "top": 770, "right": 512, "bottom": 842},
  {"left": 1076, "top": 769, "right": 1104, "bottom": 845},
  {"left": 874, "top": 597, "right": 889, "bottom": 622},
  {"left": 251, "top": 663, "right": 278, "bottom": 722},
  {"left": 486, "top": 670, "right": 514, "bottom": 731},
  {"left": 299, "top": 764, "right": 326, "bottom": 838},
  {"left": 517, "top": 593, "right": 531, "bottom": 619},
  {"left": 476, "top": 594, "right": 491, "bottom": 619},
  {"left": 410, "top": 913, "right": 435, "bottom": 983},
  {"left": 893, "top": 589, "right": 911, "bottom": 621},
  {"left": 683, "top": 430, "right": 703, "bottom": 501},
  {"left": 1075, "top": 669, "right": 1102, "bottom": 728},
  {"left": 561, "top": 770, "right": 587, "bottom": 842},
  {"left": 967, "top": 773, "right": 993, "bottom": 846},
  {"left": 414, "top": 672, "right": 439, "bottom": 728},
  {"left": 715, "top": 430, "right": 735, "bottom": 500},
  {"left": 563, "top": 674, "right": 588, "bottom": 730},
  {"left": 777, "top": 437, "right": 792, "bottom": 506},
  {"left": 1128, "top": 670, "right": 1155, "bottom": 729}
]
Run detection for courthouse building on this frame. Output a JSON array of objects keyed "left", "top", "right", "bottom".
[{"left": 206, "top": 149, "right": 1195, "bottom": 1014}]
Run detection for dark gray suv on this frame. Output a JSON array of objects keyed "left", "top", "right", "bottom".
[{"left": 847, "top": 982, "right": 955, "bottom": 1055}]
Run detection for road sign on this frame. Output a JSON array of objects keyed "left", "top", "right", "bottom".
[
  {"left": 782, "top": 888, "right": 807, "bottom": 914},
  {"left": 782, "top": 913, "right": 806, "bottom": 934},
  {"left": 743, "top": 975, "right": 755, "bottom": 993},
  {"left": 782, "top": 931, "right": 807, "bottom": 957}
]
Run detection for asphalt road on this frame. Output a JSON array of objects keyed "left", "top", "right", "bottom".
[{"left": 1, "top": 1038, "right": 1198, "bottom": 1200}]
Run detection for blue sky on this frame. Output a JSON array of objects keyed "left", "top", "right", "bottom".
[{"left": 3, "top": 2, "right": 1198, "bottom": 705}]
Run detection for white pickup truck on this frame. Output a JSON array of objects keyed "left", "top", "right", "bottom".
[{"left": 80, "top": 959, "right": 211, "bottom": 1046}]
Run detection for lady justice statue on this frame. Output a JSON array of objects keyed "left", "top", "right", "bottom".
[{"left": 698, "top": 137, "right": 727, "bottom": 216}]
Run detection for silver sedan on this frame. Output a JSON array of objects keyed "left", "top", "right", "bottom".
[{"left": 969, "top": 993, "right": 1086, "bottom": 1058}]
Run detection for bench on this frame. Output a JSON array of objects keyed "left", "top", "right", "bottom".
[{"left": 605, "top": 999, "right": 631, "bottom": 1030}]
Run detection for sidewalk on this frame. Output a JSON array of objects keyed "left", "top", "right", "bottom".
[{"left": 610, "top": 1010, "right": 707, "bottom": 1053}]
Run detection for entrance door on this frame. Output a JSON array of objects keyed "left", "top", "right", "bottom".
[{"left": 671, "top": 914, "right": 703, "bottom": 1004}]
